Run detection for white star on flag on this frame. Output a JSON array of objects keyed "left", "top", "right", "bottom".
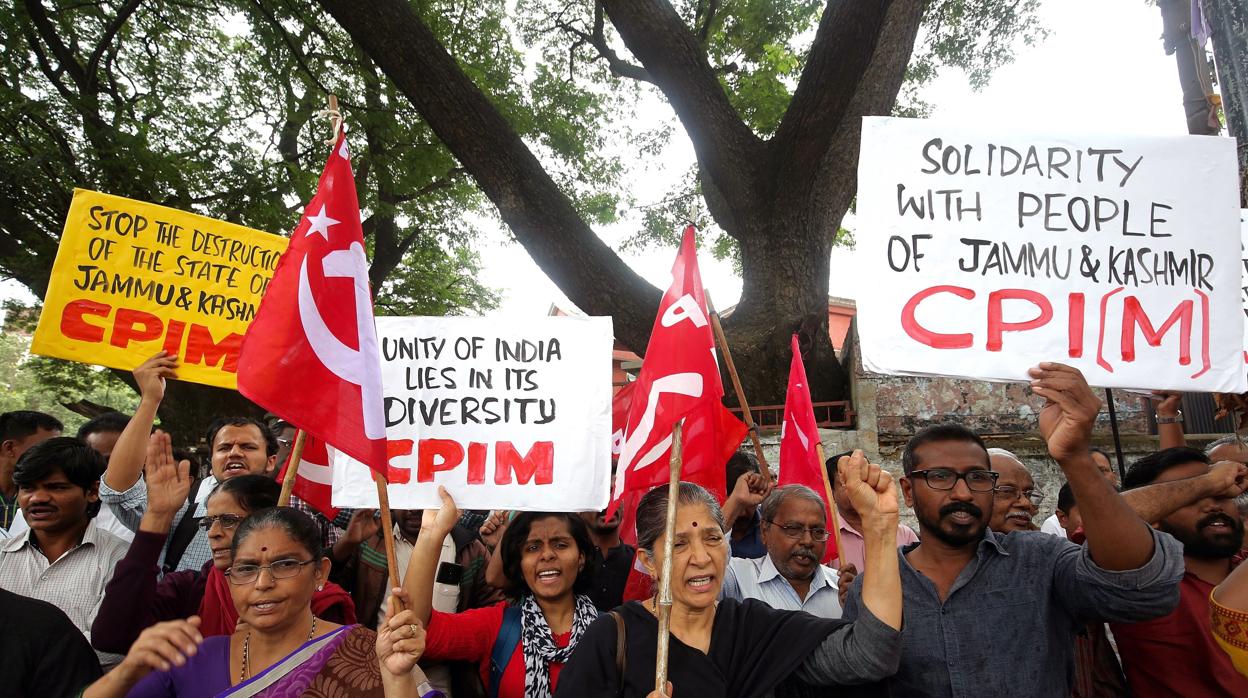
[{"left": 304, "top": 204, "right": 340, "bottom": 240}]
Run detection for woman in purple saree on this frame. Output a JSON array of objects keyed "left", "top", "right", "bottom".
[{"left": 81, "top": 507, "right": 433, "bottom": 698}]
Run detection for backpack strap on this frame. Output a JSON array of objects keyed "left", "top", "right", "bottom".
[
  {"left": 488, "top": 605, "right": 522, "bottom": 698},
  {"left": 163, "top": 478, "right": 205, "bottom": 573},
  {"left": 609, "top": 610, "right": 627, "bottom": 693}
]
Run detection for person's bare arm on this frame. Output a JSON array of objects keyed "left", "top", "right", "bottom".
[
  {"left": 838, "top": 451, "right": 902, "bottom": 630},
  {"left": 401, "top": 486, "right": 458, "bottom": 626},
  {"left": 482, "top": 512, "right": 513, "bottom": 591},
  {"left": 103, "top": 353, "right": 177, "bottom": 492},
  {"left": 1031, "top": 363, "right": 1154, "bottom": 570},
  {"left": 1122, "top": 461, "right": 1248, "bottom": 524},
  {"left": 720, "top": 472, "right": 770, "bottom": 531},
  {"left": 1151, "top": 391, "right": 1186, "bottom": 450},
  {"left": 1215, "top": 555, "right": 1248, "bottom": 610}
]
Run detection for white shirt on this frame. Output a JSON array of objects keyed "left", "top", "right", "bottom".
[
  {"left": 720, "top": 553, "right": 842, "bottom": 618},
  {"left": 1040, "top": 513, "right": 1065, "bottom": 537},
  {"left": 0, "top": 519, "right": 128, "bottom": 668}
]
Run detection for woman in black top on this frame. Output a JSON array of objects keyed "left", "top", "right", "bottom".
[{"left": 555, "top": 451, "right": 904, "bottom": 698}]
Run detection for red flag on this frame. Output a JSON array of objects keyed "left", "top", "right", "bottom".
[
  {"left": 612, "top": 226, "right": 746, "bottom": 510},
  {"left": 237, "top": 133, "right": 388, "bottom": 478},
  {"left": 778, "top": 334, "right": 837, "bottom": 564},
  {"left": 278, "top": 436, "right": 339, "bottom": 520}
]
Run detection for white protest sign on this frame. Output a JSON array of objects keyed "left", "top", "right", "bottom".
[
  {"left": 332, "top": 315, "right": 614, "bottom": 511},
  {"left": 1241, "top": 209, "right": 1248, "bottom": 361},
  {"left": 855, "top": 117, "right": 1245, "bottom": 392}
]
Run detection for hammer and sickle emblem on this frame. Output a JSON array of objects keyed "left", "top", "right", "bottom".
[{"left": 297, "top": 242, "right": 386, "bottom": 439}]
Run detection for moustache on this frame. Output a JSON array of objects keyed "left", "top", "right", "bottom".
[
  {"left": 1197, "top": 513, "right": 1241, "bottom": 533},
  {"left": 789, "top": 546, "right": 817, "bottom": 561},
  {"left": 939, "top": 502, "right": 984, "bottom": 521}
]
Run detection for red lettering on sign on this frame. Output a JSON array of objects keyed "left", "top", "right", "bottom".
[
  {"left": 467, "top": 442, "right": 488, "bottom": 485},
  {"left": 900, "top": 285, "right": 975, "bottom": 349},
  {"left": 1068, "top": 294, "right": 1085, "bottom": 358},
  {"left": 986, "top": 289, "right": 1053, "bottom": 352},
  {"left": 109, "top": 308, "right": 162, "bottom": 348},
  {"left": 1120, "top": 296, "right": 1193, "bottom": 365},
  {"left": 60, "top": 299, "right": 110, "bottom": 342},
  {"left": 417, "top": 438, "right": 464, "bottom": 482},
  {"left": 494, "top": 441, "right": 554, "bottom": 486},
  {"left": 183, "top": 324, "right": 242, "bottom": 372},
  {"left": 386, "top": 439, "right": 415, "bottom": 484}
]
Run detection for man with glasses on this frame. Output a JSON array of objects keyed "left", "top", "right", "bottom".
[
  {"left": 719, "top": 484, "right": 844, "bottom": 617},
  {"left": 987, "top": 448, "right": 1042, "bottom": 533},
  {"left": 841, "top": 362, "right": 1186, "bottom": 698}
]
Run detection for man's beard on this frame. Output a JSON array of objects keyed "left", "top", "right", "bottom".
[
  {"left": 920, "top": 501, "right": 988, "bottom": 547},
  {"left": 1160, "top": 512, "right": 1245, "bottom": 559}
]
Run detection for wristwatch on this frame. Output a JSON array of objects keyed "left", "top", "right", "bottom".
[
  {"left": 417, "top": 680, "right": 447, "bottom": 698},
  {"left": 1155, "top": 410, "right": 1183, "bottom": 424}
]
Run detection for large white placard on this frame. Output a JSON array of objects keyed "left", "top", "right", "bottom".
[
  {"left": 856, "top": 117, "right": 1245, "bottom": 392},
  {"left": 332, "top": 315, "right": 614, "bottom": 511}
]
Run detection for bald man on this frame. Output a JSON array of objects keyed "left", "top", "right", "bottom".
[{"left": 988, "top": 448, "right": 1042, "bottom": 533}]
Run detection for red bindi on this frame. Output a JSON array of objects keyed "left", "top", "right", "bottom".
[
  {"left": 692, "top": 522, "right": 698, "bottom": 527},
  {"left": 261, "top": 546, "right": 267, "bottom": 552}
]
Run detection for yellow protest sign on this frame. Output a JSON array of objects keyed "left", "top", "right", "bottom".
[{"left": 31, "top": 189, "right": 289, "bottom": 389}]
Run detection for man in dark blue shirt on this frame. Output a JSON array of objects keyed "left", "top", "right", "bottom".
[{"left": 843, "top": 362, "right": 1184, "bottom": 698}]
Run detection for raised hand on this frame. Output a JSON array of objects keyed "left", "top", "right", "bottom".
[
  {"left": 837, "top": 449, "right": 898, "bottom": 522},
  {"left": 1150, "top": 390, "right": 1184, "bottom": 418},
  {"left": 479, "top": 510, "right": 510, "bottom": 551},
  {"left": 1208, "top": 461, "right": 1248, "bottom": 498},
  {"left": 144, "top": 430, "right": 192, "bottom": 516},
  {"left": 419, "top": 486, "right": 460, "bottom": 539},
  {"left": 114, "top": 616, "right": 203, "bottom": 684},
  {"left": 343, "top": 508, "right": 380, "bottom": 545},
  {"left": 133, "top": 352, "right": 179, "bottom": 403},
  {"left": 837, "top": 563, "right": 858, "bottom": 607},
  {"left": 1029, "top": 363, "right": 1102, "bottom": 465},
  {"left": 377, "top": 589, "right": 426, "bottom": 678}
]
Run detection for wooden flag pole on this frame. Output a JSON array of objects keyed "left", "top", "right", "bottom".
[
  {"left": 277, "top": 429, "right": 308, "bottom": 507},
  {"left": 655, "top": 420, "right": 684, "bottom": 693},
  {"left": 705, "top": 292, "right": 771, "bottom": 483},
  {"left": 814, "top": 442, "right": 846, "bottom": 565},
  {"left": 373, "top": 473, "right": 403, "bottom": 595}
]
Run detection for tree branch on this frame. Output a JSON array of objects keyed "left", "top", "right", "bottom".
[
  {"left": 316, "top": 0, "right": 663, "bottom": 354},
  {"left": 84, "top": 0, "right": 144, "bottom": 87},
  {"left": 558, "top": 2, "right": 654, "bottom": 84},
  {"left": 770, "top": 1, "right": 895, "bottom": 181},
  {"left": 601, "top": 0, "right": 764, "bottom": 216}
]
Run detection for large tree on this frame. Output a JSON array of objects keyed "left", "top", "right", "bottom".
[
  {"left": 1, "top": 0, "right": 553, "bottom": 441},
  {"left": 316, "top": 0, "right": 1043, "bottom": 405}
]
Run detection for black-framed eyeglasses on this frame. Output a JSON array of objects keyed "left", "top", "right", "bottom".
[
  {"left": 225, "top": 559, "right": 315, "bottom": 585},
  {"left": 197, "top": 514, "right": 245, "bottom": 531},
  {"left": 910, "top": 468, "right": 999, "bottom": 492},
  {"left": 764, "top": 520, "right": 831, "bottom": 542},
  {"left": 993, "top": 485, "right": 1045, "bottom": 505}
]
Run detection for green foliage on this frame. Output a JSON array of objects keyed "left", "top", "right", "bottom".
[
  {"left": 514, "top": 0, "right": 1045, "bottom": 259},
  {"left": 0, "top": 331, "right": 140, "bottom": 434}
]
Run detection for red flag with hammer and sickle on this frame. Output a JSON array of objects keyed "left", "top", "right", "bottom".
[{"left": 238, "top": 132, "right": 388, "bottom": 479}]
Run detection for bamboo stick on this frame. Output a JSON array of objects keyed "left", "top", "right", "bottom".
[
  {"left": 705, "top": 292, "right": 771, "bottom": 482},
  {"left": 814, "top": 442, "right": 846, "bottom": 566},
  {"left": 277, "top": 429, "right": 308, "bottom": 507},
  {"left": 655, "top": 421, "right": 684, "bottom": 693}
]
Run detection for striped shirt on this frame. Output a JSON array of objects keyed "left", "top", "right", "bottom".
[
  {"left": 0, "top": 518, "right": 128, "bottom": 668},
  {"left": 720, "top": 553, "right": 843, "bottom": 619},
  {"left": 99, "top": 474, "right": 216, "bottom": 572}
]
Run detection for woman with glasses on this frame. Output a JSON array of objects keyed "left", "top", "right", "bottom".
[
  {"left": 555, "top": 451, "right": 903, "bottom": 698},
  {"left": 83, "top": 506, "right": 416, "bottom": 697},
  {"left": 91, "top": 434, "right": 353, "bottom": 655}
]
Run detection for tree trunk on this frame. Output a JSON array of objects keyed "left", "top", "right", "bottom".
[
  {"left": 1205, "top": 0, "right": 1248, "bottom": 205},
  {"left": 1159, "top": 0, "right": 1222, "bottom": 136}
]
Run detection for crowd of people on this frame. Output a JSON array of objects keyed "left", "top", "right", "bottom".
[{"left": 2, "top": 353, "right": 1248, "bottom": 697}]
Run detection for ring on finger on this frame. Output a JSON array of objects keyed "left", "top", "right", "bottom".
[{"left": 409, "top": 623, "right": 419, "bottom": 637}]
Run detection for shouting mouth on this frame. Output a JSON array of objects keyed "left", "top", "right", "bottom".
[{"left": 686, "top": 575, "right": 714, "bottom": 593}]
